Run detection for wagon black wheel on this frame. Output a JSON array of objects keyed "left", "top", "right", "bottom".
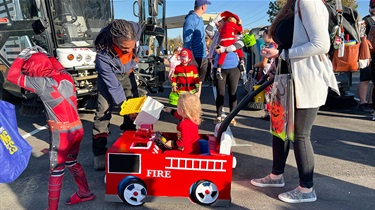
[
  {"left": 190, "top": 180, "right": 219, "bottom": 205},
  {"left": 119, "top": 178, "right": 147, "bottom": 206}
]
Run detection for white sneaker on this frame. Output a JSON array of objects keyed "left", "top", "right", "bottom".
[
  {"left": 250, "top": 175, "right": 285, "bottom": 187},
  {"left": 278, "top": 187, "right": 317, "bottom": 203},
  {"left": 239, "top": 62, "right": 246, "bottom": 72},
  {"left": 372, "top": 113, "right": 375, "bottom": 121},
  {"left": 241, "top": 71, "right": 248, "bottom": 84}
]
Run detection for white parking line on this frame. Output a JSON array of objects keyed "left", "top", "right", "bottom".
[
  {"left": 232, "top": 144, "right": 252, "bottom": 147},
  {"left": 22, "top": 125, "right": 48, "bottom": 139}
]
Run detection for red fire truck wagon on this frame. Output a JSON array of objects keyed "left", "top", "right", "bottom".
[{"left": 105, "top": 125, "right": 233, "bottom": 206}]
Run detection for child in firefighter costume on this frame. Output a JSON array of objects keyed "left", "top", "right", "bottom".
[
  {"left": 6, "top": 46, "right": 95, "bottom": 210},
  {"left": 171, "top": 48, "right": 200, "bottom": 95}
]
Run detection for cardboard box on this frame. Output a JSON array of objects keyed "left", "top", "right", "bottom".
[{"left": 133, "top": 96, "right": 164, "bottom": 127}]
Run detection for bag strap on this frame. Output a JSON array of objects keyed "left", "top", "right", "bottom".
[
  {"left": 276, "top": 50, "right": 292, "bottom": 75},
  {"left": 365, "top": 16, "right": 375, "bottom": 34},
  {"left": 366, "top": 16, "right": 375, "bottom": 27},
  {"left": 284, "top": 50, "right": 292, "bottom": 74},
  {"left": 298, "top": 0, "right": 302, "bottom": 20},
  {"left": 334, "top": 0, "right": 343, "bottom": 26},
  {"left": 276, "top": 56, "right": 282, "bottom": 75}
]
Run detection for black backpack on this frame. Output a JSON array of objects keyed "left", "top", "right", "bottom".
[{"left": 325, "top": 2, "right": 360, "bottom": 56}]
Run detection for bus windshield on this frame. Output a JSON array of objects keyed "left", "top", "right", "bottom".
[{"left": 50, "top": 0, "right": 113, "bottom": 48}]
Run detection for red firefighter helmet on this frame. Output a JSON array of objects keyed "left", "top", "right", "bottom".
[
  {"left": 221, "top": 11, "right": 240, "bottom": 23},
  {"left": 179, "top": 48, "right": 193, "bottom": 65}
]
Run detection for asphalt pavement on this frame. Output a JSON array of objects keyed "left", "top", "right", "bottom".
[{"left": 1, "top": 74, "right": 374, "bottom": 210}]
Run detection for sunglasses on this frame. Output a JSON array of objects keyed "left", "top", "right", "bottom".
[{"left": 371, "top": 6, "right": 375, "bottom": 9}]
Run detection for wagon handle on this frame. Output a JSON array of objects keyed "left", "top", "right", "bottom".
[{"left": 217, "top": 78, "right": 274, "bottom": 141}]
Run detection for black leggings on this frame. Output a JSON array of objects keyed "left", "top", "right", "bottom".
[
  {"left": 214, "top": 67, "right": 241, "bottom": 117},
  {"left": 271, "top": 107, "right": 319, "bottom": 189}
]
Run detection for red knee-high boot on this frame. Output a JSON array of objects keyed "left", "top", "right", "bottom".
[
  {"left": 67, "top": 161, "right": 91, "bottom": 197},
  {"left": 48, "top": 168, "right": 64, "bottom": 210}
]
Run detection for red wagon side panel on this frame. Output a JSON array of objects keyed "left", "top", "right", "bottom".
[{"left": 105, "top": 130, "right": 233, "bottom": 206}]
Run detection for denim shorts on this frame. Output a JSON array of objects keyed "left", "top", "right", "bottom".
[{"left": 360, "top": 66, "right": 372, "bottom": 81}]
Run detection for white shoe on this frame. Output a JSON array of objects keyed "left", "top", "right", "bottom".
[
  {"left": 278, "top": 187, "right": 317, "bottom": 203},
  {"left": 241, "top": 71, "right": 248, "bottom": 84},
  {"left": 239, "top": 62, "right": 246, "bottom": 72}
]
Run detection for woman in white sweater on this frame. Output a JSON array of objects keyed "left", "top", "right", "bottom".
[{"left": 250, "top": 0, "right": 339, "bottom": 203}]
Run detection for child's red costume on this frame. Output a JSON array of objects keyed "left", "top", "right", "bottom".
[
  {"left": 7, "top": 52, "right": 93, "bottom": 210},
  {"left": 218, "top": 11, "right": 244, "bottom": 66},
  {"left": 164, "top": 110, "right": 200, "bottom": 155},
  {"left": 171, "top": 65, "right": 200, "bottom": 93},
  {"left": 171, "top": 49, "right": 200, "bottom": 94}
]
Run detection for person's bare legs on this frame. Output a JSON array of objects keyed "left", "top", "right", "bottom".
[
  {"left": 358, "top": 81, "right": 370, "bottom": 105},
  {"left": 358, "top": 81, "right": 373, "bottom": 112},
  {"left": 368, "top": 83, "right": 373, "bottom": 104},
  {"left": 358, "top": 66, "right": 373, "bottom": 112}
]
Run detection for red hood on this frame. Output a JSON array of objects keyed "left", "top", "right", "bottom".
[
  {"left": 21, "top": 53, "right": 64, "bottom": 77},
  {"left": 221, "top": 11, "right": 240, "bottom": 23}
]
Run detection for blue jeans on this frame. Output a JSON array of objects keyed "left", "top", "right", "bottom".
[{"left": 271, "top": 107, "right": 319, "bottom": 189}]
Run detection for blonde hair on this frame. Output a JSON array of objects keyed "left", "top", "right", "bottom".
[
  {"left": 227, "top": 16, "right": 237, "bottom": 24},
  {"left": 178, "top": 93, "right": 202, "bottom": 125}
]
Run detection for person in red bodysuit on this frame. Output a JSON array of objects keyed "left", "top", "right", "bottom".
[
  {"left": 216, "top": 11, "right": 244, "bottom": 80},
  {"left": 163, "top": 92, "right": 202, "bottom": 154},
  {"left": 171, "top": 48, "right": 200, "bottom": 95},
  {"left": 6, "top": 47, "right": 94, "bottom": 210}
]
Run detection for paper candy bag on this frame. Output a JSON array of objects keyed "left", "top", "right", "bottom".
[
  {"left": 120, "top": 96, "right": 164, "bottom": 126},
  {"left": 134, "top": 96, "right": 164, "bottom": 126}
]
